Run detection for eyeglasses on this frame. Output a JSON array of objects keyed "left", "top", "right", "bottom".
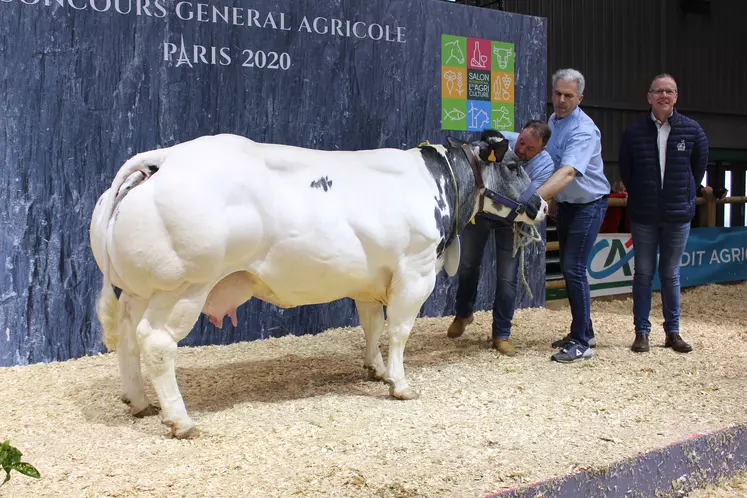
[{"left": 649, "top": 88, "right": 677, "bottom": 96}]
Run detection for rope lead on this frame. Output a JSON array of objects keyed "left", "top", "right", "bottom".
[{"left": 512, "top": 222, "right": 543, "bottom": 300}]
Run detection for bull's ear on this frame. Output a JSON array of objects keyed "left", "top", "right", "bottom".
[
  {"left": 478, "top": 135, "right": 509, "bottom": 163},
  {"left": 446, "top": 136, "right": 466, "bottom": 148}
]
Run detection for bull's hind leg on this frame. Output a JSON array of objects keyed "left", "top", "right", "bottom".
[
  {"left": 137, "top": 283, "right": 212, "bottom": 439},
  {"left": 117, "top": 295, "right": 159, "bottom": 417},
  {"left": 384, "top": 266, "right": 437, "bottom": 400},
  {"left": 354, "top": 300, "right": 387, "bottom": 381}
]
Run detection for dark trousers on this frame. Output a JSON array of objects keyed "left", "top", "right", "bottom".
[
  {"left": 454, "top": 216, "right": 519, "bottom": 339},
  {"left": 556, "top": 197, "right": 608, "bottom": 348},
  {"left": 630, "top": 220, "right": 691, "bottom": 334}
]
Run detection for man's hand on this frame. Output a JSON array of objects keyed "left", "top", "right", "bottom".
[{"left": 547, "top": 199, "right": 558, "bottom": 220}]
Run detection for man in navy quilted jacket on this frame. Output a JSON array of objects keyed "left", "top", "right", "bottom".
[{"left": 618, "top": 73, "right": 709, "bottom": 354}]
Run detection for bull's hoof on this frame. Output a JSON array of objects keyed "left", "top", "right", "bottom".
[
  {"left": 163, "top": 419, "right": 199, "bottom": 439},
  {"left": 365, "top": 365, "right": 387, "bottom": 382},
  {"left": 389, "top": 385, "right": 420, "bottom": 400},
  {"left": 132, "top": 404, "right": 161, "bottom": 418},
  {"left": 173, "top": 426, "right": 200, "bottom": 440}
]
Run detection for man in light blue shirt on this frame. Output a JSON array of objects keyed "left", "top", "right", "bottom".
[
  {"left": 537, "top": 68, "right": 611, "bottom": 363},
  {"left": 447, "top": 121, "right": 554, "bottom": 356}
]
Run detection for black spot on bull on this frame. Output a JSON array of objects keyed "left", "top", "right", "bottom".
[
  {"left": 310, "top": 176, "right": 333, "bottom": 191},
  {"left": 434, "top": 206, "right": 448, "bottom": 256}
]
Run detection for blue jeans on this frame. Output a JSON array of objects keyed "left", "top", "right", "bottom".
[
  {"left": 630, "top": 220, "right": 691, "bottom": 334},
  {"left": 454, "top": 216, "right": 519, "bottom": 339},
  {"left": 556, "top": 197, "right": 608, "bottom": 348}
]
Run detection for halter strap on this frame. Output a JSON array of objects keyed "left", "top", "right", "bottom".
[{"left": 460, "top": 144, "right": 484, "bottom": 213}]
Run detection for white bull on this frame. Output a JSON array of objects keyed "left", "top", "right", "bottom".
[{"left": 90, "top": 130, "right": 547, "bottom": 438}]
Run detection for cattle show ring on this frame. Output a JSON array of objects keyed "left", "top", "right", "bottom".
[{"left": 2, "top": 0, "right": 747, "bottom": 497}]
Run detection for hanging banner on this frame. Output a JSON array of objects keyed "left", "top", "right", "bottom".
[
  {"left": 580, "top": 227, "right": 747, "bottom": 298},
  {"left": 440, "top": 34, "right": 516, "bottom": 131}
]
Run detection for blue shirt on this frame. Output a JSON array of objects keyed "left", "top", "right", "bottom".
[
  {"left": 524, "top": 150, "right": 554, "bottom": 191},
  {"left": 546, "top": 107, "right": 610, "bottom": 203},
  {"left": 499, "top": 131, "right": 554, "bottom": 190}
]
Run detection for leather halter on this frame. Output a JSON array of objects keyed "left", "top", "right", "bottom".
[{"left": 459, "top": 143, "right": 537, "bottom": 223}]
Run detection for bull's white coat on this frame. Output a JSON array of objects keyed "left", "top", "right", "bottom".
[{"left": 90, "top": 133, "right": 546, "bottom": 438}]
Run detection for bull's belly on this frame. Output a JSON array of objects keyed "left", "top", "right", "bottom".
[
  {"left": 253, "top": 257, "right": 393, "bottom": 306},
  {"left": 201, "top": 262, "right": 389, "bottom": 330}
]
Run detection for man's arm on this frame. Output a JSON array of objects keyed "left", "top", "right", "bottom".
[
  {"left": 691, "top": 125, "right": 709, "bottom": 187},
  {"left": 618, "top": 129, "right": 633, "bottom": 189},
  {"left": 537, "top": 128, "right": 595, "bottom": 199},
  {"left": 537, "top": 165, "right": 577, "bottom": 199}
]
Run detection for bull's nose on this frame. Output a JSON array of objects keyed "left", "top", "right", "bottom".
[
  {"left": 523, "top": 195, "right": 547, "bottom": 224},
  {"left": 533, "top": 199, "right": 548, "bottom": 222}
]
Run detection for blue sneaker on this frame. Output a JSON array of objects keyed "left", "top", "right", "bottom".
[
  {"left": 551, "top": 334, "right": 597, "bottom": 349},
  {"left": 551, "top": 341, "right": 592, "bottom": 363}
]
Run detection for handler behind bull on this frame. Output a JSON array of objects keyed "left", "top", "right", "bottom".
[{"left": 446, "top": 120, "right": 554, "bottom": 355}]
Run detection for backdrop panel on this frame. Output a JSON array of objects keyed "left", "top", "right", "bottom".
[{"left": 0, "top": 0, "right": 547, "bottom": 366}]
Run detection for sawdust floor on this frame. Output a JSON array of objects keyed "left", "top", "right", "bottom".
[
  {"left": 688, "top": 469, "right": 747, "bottom": 497},
  {"left": 2, "top": 282, "right": 747, "bottom": 497}
]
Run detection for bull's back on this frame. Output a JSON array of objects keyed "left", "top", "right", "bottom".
[
  {"left": 108, "top": 134, "right": 442, "bottom": 300},
  {"left": 172, "top": 135, "right": 441, "bottom": 255}
]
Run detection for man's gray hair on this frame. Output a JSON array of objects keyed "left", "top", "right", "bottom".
[
  {"left": 649, "top": 73, "right": 678, "bottom": 92},
  {"left": 552, "top": 68, "right": 586, "bottom": 95}
]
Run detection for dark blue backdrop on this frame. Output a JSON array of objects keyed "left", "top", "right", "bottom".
[{"left": 0, "top": 0, "right": 547, "bottom": 366}]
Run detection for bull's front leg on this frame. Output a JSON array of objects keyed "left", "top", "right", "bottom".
[
  {"left": 354, "top": 300, "right": 387, "bottom": 381},
  {"left": 384, "top": 265, "right": 437, "bottom": 400}
]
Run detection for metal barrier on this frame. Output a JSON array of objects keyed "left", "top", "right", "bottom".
[{"left": 545, "top": 187, "right": 747, "bottom": 290}]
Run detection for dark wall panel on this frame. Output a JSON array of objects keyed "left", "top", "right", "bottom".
[
  {"left": 667, "top": 0, "right": 747, "bottom": 115},
  {"left": 495, "top": 0, "right": 747, "bottom": 174},
  {"left": 0, "top": 0, "right": 548, "bottom": 366}
]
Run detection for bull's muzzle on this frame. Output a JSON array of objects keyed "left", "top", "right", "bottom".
[
  {"left": 483, "top": 186, "right": 547, "bottom": 224},
  {"left": 524, "top": 194, "right": 548, "bottom": 224}
]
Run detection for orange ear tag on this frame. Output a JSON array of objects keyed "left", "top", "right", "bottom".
[{"left": 487, "top": 150, "right": 496, "bottom": 162}]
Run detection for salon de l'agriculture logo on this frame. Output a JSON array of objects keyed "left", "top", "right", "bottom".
[{"left": 441, "top": 34, "right": 515, "bottom": 132}]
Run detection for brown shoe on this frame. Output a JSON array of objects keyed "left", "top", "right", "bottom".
[
  {"left": 447, "top": 315, "right": 473, "bottom": 338},
  {"left": 631, "top": 332, "right": 650, "bottom": 353},
  {"left": 665, "top": 333, "right": 692, "bottom": 353},
  {"left": 492, "top": 338, "right": 517, "bottom": 356}
]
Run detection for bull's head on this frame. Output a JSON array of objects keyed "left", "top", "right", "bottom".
[{"left": 447, "top": 130, "right": 548, "bottom": 225}]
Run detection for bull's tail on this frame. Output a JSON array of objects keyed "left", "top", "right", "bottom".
[
  {"left": 90, "top": 184, "right": 119, "bottom": 352},
  {"left": 91, "top": 145, "right": 172, "bottom": 350},
  {"left": 96, "top": 275, "right": 121, "bottom": 351},
  {"left": 109, "top": 146, "right": 174, "bottom": 216}
]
